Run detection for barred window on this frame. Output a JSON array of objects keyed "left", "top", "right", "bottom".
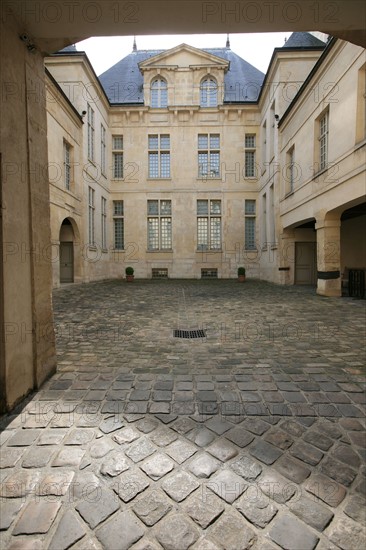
[
  {"left": 245, "top": 134, "right": 256, "bottom": 178},
  {"left": 148, "top": 135, "right": 170, "bottom": 178},
  {"left": 101, "top": 197, "right": 107, "bottom": 249},
  {"left": 113, "top": 136, "right": 123, "bottom": 179},
  {"left": 88, "top": 187, "right": 95, "bottom": 246},
  {"left": 147, "top": 199, "right": 172, "bottom": 250},
  {"left": 197, "top": 200, "right": 221, "bottom": 250},
  {"left": 101, "top": 124, "right": 106, "bottom": 175},
  {"left": 198, "top": 134, "right": 220, "bottom": 178},
  {"left": 64, "top": 141, "right": 71, "bottom": 190},
  {"left": 151, "top": 78, "right": 168, "bottom": 108},
  {"left": 245, "top": 199, "right": 256, "bottom": 250},
  {"left": 113, "top": 200, "right": 124, "bottom": 250},
  {"left": 87, "top": 104, "right": 95, "bottom": 161},
  {"left": 319, "top": 111, "right": 328, "bottom": 170}
]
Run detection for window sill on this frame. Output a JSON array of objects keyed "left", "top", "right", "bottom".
[
  {"left": 313, "top": 166, "right": 328, "bottom": 179},
  {"left": 146, "top": 249, "right": 173, "bottom": 253},
  {"left": 284, "top": 191, "right": 294, "bottom": 199},
  {"left": 88, "top": 245, "right": 97, "bottom": 251},
  {"left": 101, "top": 248, "right": 108, "bottom": 254},
  {"left": 196, "top": 249, "right": 222, "bottom": 253},
  {"left": 147, "top": 178, "right": 172, "bottom": 181},
  {"left": 111, "top": 248, "right": 125, "bottom": 252},
  {"left": 354, "top": 138, "right": 366, "bottom": 151},
  {"left": 244, "top": 177, "right": 258, "bottom": 181},
  {"left": 196, "top": 177, "right": 221, "bottom": 181}
]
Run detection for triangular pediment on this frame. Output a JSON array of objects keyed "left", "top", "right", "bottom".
[{"left": 139, "top": 43, "right": 229, "bottom": 72}]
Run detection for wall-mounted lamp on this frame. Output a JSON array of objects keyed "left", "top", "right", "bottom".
[
  {"left": 274, "top": 114, "right": 280, "bottom": 121},
  {"left": 19, "top": 33, "right": 36, "bottom": 53}
]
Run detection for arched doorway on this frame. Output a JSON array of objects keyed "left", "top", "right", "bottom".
[{"left": 59, "top": 218, "right": 76, "bottom": 284}]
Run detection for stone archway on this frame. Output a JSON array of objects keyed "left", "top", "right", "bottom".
[{"left": 58, "top": 217, "right": 81, "bottom": 285}]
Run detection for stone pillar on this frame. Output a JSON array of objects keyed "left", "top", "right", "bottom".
[
  {"left": 279, "top": 229, "right": 295, "bottom": 285},
  {"left": 315, "top": 216, "right": 341, "bottom": 297}
]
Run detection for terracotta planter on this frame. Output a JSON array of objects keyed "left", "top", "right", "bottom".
[
  {"left": 238, "top": 275, "right": 246, "bottom": 282},
  {"left": 126, "top": 275, "right": 134, "bottom": 282}
]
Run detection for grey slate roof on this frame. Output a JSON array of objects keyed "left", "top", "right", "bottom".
[
  {"left": 282, "top": 32, "right": 326, "bottom": 49},
  {"left": 98, "top": 47, "right": 265, "bottom": 105}
]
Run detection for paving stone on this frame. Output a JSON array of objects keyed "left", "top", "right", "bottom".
[
  {"left": 261, "top": 391, "right": 284, "bottom": 402},
  {"left": 125, "top": 439, "right": 156, "bottom": 462},
  {"left": 155, "top": 380, "right": 174, "bottom": 390},
  {"left": 349, "top": 431, "right": 366, "bottom": 447},
  {"left": 303, "top": 430, "right": 334, "bottom": 451},
  {"left": 210, "top": 512, "right": 257, "bottom": 550},
  {"left": 197, "top": 382, "right": 214, "bottom": 390},
  {"left": 320, "top": 456, "right": 357, "bottom": 486},
  {"left": 125, "top": 402, "right": 149, "bottom": 414},
  {"left": 95, "top": 511, "right": 144, "bottom": 549},
  {"left": 230, "top": 455, "right": 262, "bottom": 481},
  {"left": 250, "top": 440, "right": 282, "bottom": 465},
  {"left": 183, "top": 492, "right": 224, "bottom": 528},
  {"left": 133, "top": 489, "right": 172, "bottom": 526},
  {"left": 337, "top": 403, "right": 364, "bottom": 417},
  {"left": 288, "top": 495, "right": 334, "bottom": 531},
  {"left": 242, "top": 417, "right": 270, "bottom": 435},
  {"left": 154, "top": 414, "right": 178, "bottom": 425},
  {"left": 172, "top": 402, "right": 195, "bottom": 415},
  {"left": 0, "top": 499, "right": 24, "bottom": 530},
  {"left": 99, "top": 416, "right": 124, "bottom": 434},
  {"left": 207, "top": 439, "right": 238, "bottom": 462},
  {"left": 48, "top": 510, "right": 86, "bottom": 550},
  {"left": 155, "top": 514, "right": 199, "bottom": 550},
  {"left": 153, "top": 391, "right": 172, "bottom": 402},
  {"left": 205, "top": 417, "right": 232, "bottom": 434},
  {"left": 174, "top": 392, "right": 193, "bottom": 402},
  {"left": 225, "top": 426, "right": 254, "bottom": 448},
  {"left": 282, "top": 391, "right": 307, "bottom": 403},
  {"left": 236, "top": 490, "right": 278, "bottom": 528},
  {"left": 37, "top": 429, "right": 67, "bottom": 445},
  {"left": 317, "top": 420, "right": 342, "bottom": 439},
  {"left": 165, "top": 439, "right": 197, "bottom": 464},
  {"left": 140, "top": 453, "right": 175, "bottom": 480},
  {"left": 343, "top": 494, "right": 366, "bottom": 522},
  {"left": 338, "top": 382, "right": 363, "bottom": 392},
  {"left": 187, "top": 427, "right": 215, "bottom": 447},
  {"left": 13, "top": 501, "right": 61, "bottom": 535},
  {"left": 69, "top": 472, "right": 100, "bottom": 500},
  {"left": 207, "top": 470, "right": 247, "bottom": 503},
  {"left": 258, "top": 470, "right": 297, "bottom": 503},
  {"left": 0, "top": 448, "right": 24, "bottom": 468},
  {"left": 269, "top": 513, "right": 319, "bottom": 550},
  {"left": 6, "top": 540, "right": 43, "bottom": 550},
  {"left": 7, "top": 430, "right": 41, "bottom": 446},
  {"left": 264, "top": 428, "right": 294, "bottom": 450},
  {"left": 197, "top": 391, "right": 217, "bottom": 402},
  {"left": 316, "top": 404, "right": 341, "bottom": 417},
  {"left": 100, "top": 452, "right": 130, "bottom": 477},
  {"left": 130, "top": 390, "right": 151, "bottom": 401},
  {"left": 37, "top": 471, "right": 74, "bottom": 496},
  {"left": 150, "top": 402, "right": 171, "bottom": 414},
  {"left": 176, "top": 381, "right": 193, "bottom": 390},
  {"left": 0, "top": 470, "right": 39, "bottom": 498},
  {"left": 76, "top": 486, "right": 120, "bottom": 528},
  {"left": 112, "top": 426, "right": 140, "bottom": 444},
  {"left": 290, "top": 441, "right": 324, "bottom": 466},
  {"left": 150, "top": 428, "right": 178, "bottom": 447},
  {"left": 276, "top": 382, "right": 298, "bottom": 391},
  {"left": 198, "top": 402, "right": 219, "bottom": 415},
  {"left": 188, "top": 453, "right": 221, "bottom": 479},
  {"left": 304, "top": 473, "right": 346, "bottom": 507},
  {"left": 162, "top": 471, "right": 199, "bottom": 502},
  {"left": 328, "top": 515, "right": 366, "bottom": 549},
  {"left": 132, "top": 539, "right": 160, "bottom": 550},
  {"left": 171, "top": 418, "right": 196, "bottom": 434},
  {"left": 64, "top": 429, "right": 94, "bottom": 445},
  {"left": 274, "top": 455, "right": 310, "bottom": 483},
  {"left": 136, "top": 417, "right": 159, "bottom": 433},
  {"left": 332, "top": 444, "right": 361, "bottom": 468},
  {"left": 113, "top": 469, "right": 150, "bottom": 502},
  {"left": 266, "top": 403, "right": 293, "bottom": 416}
]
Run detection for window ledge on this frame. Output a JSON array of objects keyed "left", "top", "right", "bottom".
[
  {"left": 101, "top": 248, "right": 108, "bottom": 254},
  {"left": 285, "top": 191, "right": 294, "bottom": 199},
  {"left": 88, "top": 245, "right": 98, "bottom": 251},
  {"left": 196, "top": 177, "right": 222, "bottom": 181},
  {"left": 147, "top": 178, "right": 172, "bottom": 181},
  {"left": 355, "top": 138, "right": 366, "bottom": 151},
  {"left": 146, "top": 249, "right": 173, "bottom": 253},
  {"left": 313, "top": 166, "right": 328, "bottom": 179},
  {"left": 111, "top": 249, "right": 125, "bottom": 252},
  {"left": 196, "top": 249, "right": 222, "bottom": 253}
]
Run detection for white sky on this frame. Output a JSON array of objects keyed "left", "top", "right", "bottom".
[{"left": 76, "top": 33, "right": 292, "bottom": 76}]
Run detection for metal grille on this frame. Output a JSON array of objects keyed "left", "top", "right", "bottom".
[
  {"left": 173, "top": 329, "right": 206, "bottom": 339},
  {"left": 152, "top": 268, "right": 168, "bottom": 278},
  {"left": 201, "top": 269, "right": 218, "bottom": 278}
]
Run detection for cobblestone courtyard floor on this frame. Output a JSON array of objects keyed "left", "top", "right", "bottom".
[{"left": 1, "top": 279, "right": 366, "bottom": 549}]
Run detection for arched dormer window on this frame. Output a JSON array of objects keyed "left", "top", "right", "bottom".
[
  {"left": 151, "top": 78, "right": 167, "bottom": 108},
  {"left": 200, "top": 77, "right": 218, "bottom": 107}
]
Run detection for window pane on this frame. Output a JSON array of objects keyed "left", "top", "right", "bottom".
[
  {"left": 114, "top": 201, "right": 124, "bottom": 216},
  {"left": 210, "top": 217, "right": 221, "bottom": 249},
  {"left": 160, "top": 200, "right": 171, "bottom": 215},
  {"left": 198, "top": 134, "right": 208, "bottom": 149},
  {"left": 148, "top": 135, "right": 159, "bottom": 149},
  {"left": 210, "top": 134, "right": 220, "bottom": 149},
  {"left": 210, "top": 200, "right": 221, "bottom": 214},
  {"left": 245, "top": 217, "right": 256, "bottom": 249},
  {"left": 245, "top": 200, "right": 256, "bottom": 215},
  {"left": 148, "top": 218, "right": 159, "bottom": 250},
  {"left": 197, "top": 217, "right": 208, "bottom": 249},
  {"left": 161, "top": 217, "right": 172, "bottom": 249},
  {"left": 148, "top": 200, "right": 159, "bottom": 215},
  {"left": 198, "top": 153, "right": 208, "bottom": 176},
  {"left": 160, "top": 88, "right": 168, "bottom": 108},
  {"left": 114, "top": 218, "right": 124, "bottom": 249},
  {"left": 113, "top": 136, "right": 123, "bottom": 150},
  {"left": 160, "top": 135, "right": 170, "bottom": 149},
  {"left": 245, "top": 151, "right": 255, "bottom": 177},
  {"left": 245, "top": 134, "right": 255, "bottom": 148},
  {"left": 209, "top": 152, "right": 220, "bottom": 176},
  {"left": 149, "top": 152, "right": 159, "bottom": 177},
  {"left": 197, "top": 200, "right": 208, "bottom": 215},
  {"left": 160, "top": 152, "right": 170, "bottom": 177},
  {"left": 113, "top": 153, "right": 124, "bottom": 178}
]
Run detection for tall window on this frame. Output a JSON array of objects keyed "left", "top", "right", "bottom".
[
  {"left": 88, "top": 187, "right": 95, "bottom": 246},
  {"left": 245, "top": 134, "right": 256, "bottom": 178},
  {"left": 64, "top": 141, "right": 71, "bottom": 190},
  {"left": 101, "top": 124, "right": 106, "bottom": 175},
  {"left": 262, "top": 193, "right": 267, "bottom": 245},
  {"left": 319, "top": 111, "right": 328, "bottom": 170},
  {"left": 244, "top": 200, "right": 256, "bottom": 250},
  {"left": 113, "top": 201, "right": 124, "bottom": 250},
  {"left": 101, "top": 197, "right": 107, "bottom": 249},
  {"left": 147, "top": 200, "right": 172, "bottom": 250},
  {"left": 148, "top": 135, "right": 170, "bottom": 178},
  {"left": 113, "top": 136, "right": 124, "bottom": 179},
  {"left": 198, "top": 134, "right": 220, "bottom": 178},
  {"left": 287, "top": 146, "right": 295, "bottom": 193},
  {"left": 87, "top": 104, "right": 95, "bottom": 161},
  {"left": 200, "top": 78, "right": 218, "bottom": 107},
  {"left": 151, "top": 78, "right": 167, "bottom": 108},
  {"left": 197, "top": 200, "right": 221, "bottom": 250}
]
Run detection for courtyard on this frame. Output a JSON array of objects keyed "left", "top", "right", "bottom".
[{"left": 0, "top": 279, "right": 365, "bottom": 549}]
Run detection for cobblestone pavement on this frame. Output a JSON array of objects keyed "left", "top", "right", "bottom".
[{"left": 1, "top": 279, "right": 366, "bottom": 550}]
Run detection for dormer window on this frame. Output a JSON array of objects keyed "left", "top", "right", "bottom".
[
  {"left": 151, "top": 78, "right": 167, "bottom": 108},
  {"left": 200, "top": 77, "right": 218, "bottom": 107}
]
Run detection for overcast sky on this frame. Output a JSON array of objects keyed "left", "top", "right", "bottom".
[{"left": 76, "top": 33, "right": 293, "bottom": 76}]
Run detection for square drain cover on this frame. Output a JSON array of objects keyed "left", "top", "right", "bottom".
[{"left": 173, "top": 329, "right": 206, "bottom": 339}]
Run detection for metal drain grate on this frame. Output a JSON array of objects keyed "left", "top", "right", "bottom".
[{"left": 173, "top": 329, "right": 206, "bottom": 339}]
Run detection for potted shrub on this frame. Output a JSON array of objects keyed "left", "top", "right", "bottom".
[
  {"left": 125, "top": 266, "right": 134, "bottom": 282},
  {"left": 237, "top": 267, "right": 246, "bottom": 282}
]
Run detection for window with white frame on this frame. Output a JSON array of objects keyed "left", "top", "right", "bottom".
[
  {"left": 113, "top": 200, "right": 124, "bottom": 250},
  {"left": 200, "top": 78, "right": 218, "bottom": 107},
  {"left": 87, "top": 104, "right": 95, "bottom": 161},
  {"left": 148, "top": 135, "right": 170, "bottom": 178},
  {"left": 197, "top": 199, "right": 221, "bottom": 250},
  {"left": 101, "top": 197, "right": 107, "bottom": 249},
  {"left": 112, "top": 136, "right": 124, "bottom": 179},
  {"left": 101, "top": 124, "right": 106, "bottom": 175},
  {"left": 88, "top": 187, "right": 95, "bottom": 246},
  {"left": 63, "top": 141, "right": 71, "bottom": 190},
  {"left": 151, "top": 78, "right": 168, "bottom": 108},
  {"left": 244, "top": 200, "right": 256, "bottom": 250},
  {"left": 245, "top": 134, "right": 256, "bottom": 178},
  {"left": 147, "top": 200, "right": 172, "bottom": 250},
  {"left": 319, "top": 110, "right": 328, "bottom": 171},
  {"left": 198, "top": 134, "right": 220, "bottom": 178}
]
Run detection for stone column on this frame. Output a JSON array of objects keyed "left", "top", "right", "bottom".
[{"left": 315, "top": 215, "right": 341, "bottom": 297}]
